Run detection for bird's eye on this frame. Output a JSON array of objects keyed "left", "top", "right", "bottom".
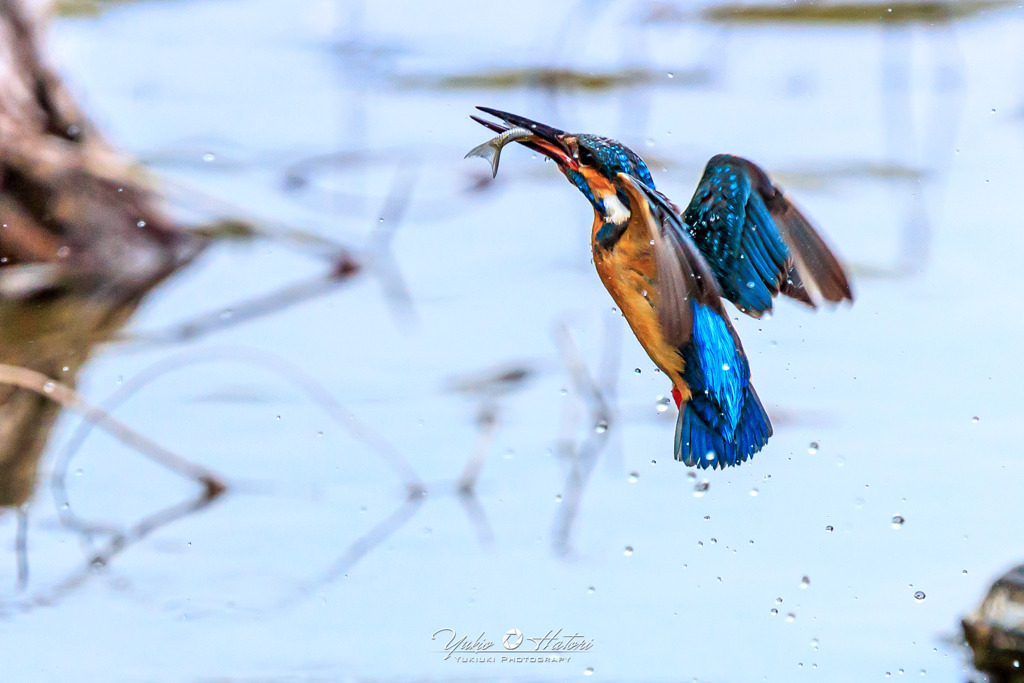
[{"left": 577, "top": 146, "right": 597, "bottom": 166}]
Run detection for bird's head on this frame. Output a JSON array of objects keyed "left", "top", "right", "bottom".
[{"left": 472, "top": 107, "right": 655, "bottom": 227}]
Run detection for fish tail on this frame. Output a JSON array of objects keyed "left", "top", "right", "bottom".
[{"left": 464, "top": 140, "right": 500, "bottom": 178}]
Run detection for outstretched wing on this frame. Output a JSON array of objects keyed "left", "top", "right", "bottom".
[
  {"left": 683, "top": 154, "right": 853, "bottom": 317},
  {"left": 617, "top": 173, "right": 771, "bottom": 468},
  {"left": 615, "top": 173, "right": 729, "bottom": 349}
]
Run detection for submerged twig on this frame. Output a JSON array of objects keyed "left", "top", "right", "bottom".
[
  {"left": 51, "top": 346, "right": 422, "bottom": 540},
  {"left": 551, "top": 318, "right": 620, "bottom": 557},
  {"left": 3, "top": 486, "right": 219, "bottom": 614},
  {"left": 0, "top": 364, "right": 224, "bottom": 494}
]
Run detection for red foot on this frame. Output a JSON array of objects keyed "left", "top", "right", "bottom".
[{"left": 671, "top": 386, "right": 682, "bottom": 409}]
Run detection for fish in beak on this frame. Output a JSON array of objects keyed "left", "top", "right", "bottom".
[{"left": 466, "top": 106, "right": 578, "bottom": 176}]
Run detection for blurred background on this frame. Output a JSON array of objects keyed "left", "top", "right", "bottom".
[{"left": 1, "top": 0, "right": 1023, "bottom": 680}]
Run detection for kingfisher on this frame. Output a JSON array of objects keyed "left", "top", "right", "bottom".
[{"left": 467, "top": 107, "right": 852, "bottom": 469}]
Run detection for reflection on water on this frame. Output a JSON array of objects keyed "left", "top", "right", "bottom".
[{"left": 1, "top": 0, "right": 1022, "bottom": 680}]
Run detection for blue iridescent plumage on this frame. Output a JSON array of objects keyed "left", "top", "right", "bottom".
[
  {"left": 468, "top": 107, "right": 853, "bottom": 469},
  {"left": 683, "top": 155, "right": 793, "bottom": 317}
]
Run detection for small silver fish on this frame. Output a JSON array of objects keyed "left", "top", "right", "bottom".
[{"left": 464, "top": 126, "right": 535, "bottom": 178}]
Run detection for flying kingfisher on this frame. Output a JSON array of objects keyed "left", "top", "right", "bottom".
[{"left": 467, "top": 107, "right": 852, "bottom": 469}]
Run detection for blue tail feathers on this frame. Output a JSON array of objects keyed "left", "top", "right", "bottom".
[
  {"left": 674, "top": 301, "right": 773, "bottom": 468},
  {"left": 675, "top": 385, "right": 772, "bottom": 469}
]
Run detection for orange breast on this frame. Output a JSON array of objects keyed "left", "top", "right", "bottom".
[{"left": 591, "top": 211, "right": 690, "bottom": 400}]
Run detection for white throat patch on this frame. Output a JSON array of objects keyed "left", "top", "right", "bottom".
[{"left": 603, "top": 194, "right": 631, "bottom": 226}]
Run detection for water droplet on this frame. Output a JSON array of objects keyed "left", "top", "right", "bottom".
[
  {"left": 634, "top": 367, "right": 642, "bottom": 374},
  {"left": 559, "top": 388, "right": 568, "bottom": 396},
  {"left": 595, "top": 420, "right": 608, "bottom": 434},
  {"left": 584, "top": 667, "right": 594, "bottom": 676},
  {"left": 667, "top": 72, "right": 674, "bottom": 79},
  {"left": 61, "top": 366, "right": 69, "bottom": 373},
  {"left": 962, "top": 569, "right": 968, "bottom": 575},
  {"left": 587, "top": 586, "right": 595, "bottom": 594},
  {"left": 745, "top": 281, "right": 755, "bottom": 289},
  {"left": 628, "top": 472, "right": 639, "bottom": 483},
  {"left": 770, "top": 608, "right": 778, "bottom": 616},
  {"left": 709, "top": 537, "right": 717, "bottom": 545},
  {"left": 693, "top": 480, "right": 709, "bottom": 497},
  {"left": 971, "top": 416, "right": 979, "bottom": 423},
  {"left": 136, "top": 220, "right": 146, "bottom": 228},
  {"left": 811, "top": 638, "right": 819, "bottom": 650},
  {"left": 56, "top": 245, "right": 70, "bottom": 259},
  {"left": 749, "top": 488, "right": 759, "bottom": 496},
  {"left": 913, "top": 590, "right": 926, "bottom": 601},
  {"left": 786, "top": 612, "right": 795, "bottom": 622},
  {"left": 721, "top": 363, "right": 730, "bottom": 372},
  {"left": 42, "top": 381, "right": 55, "bottom": 394},
  {"left": 703, "top": 515, "right": 711, "bottom": 521},
  {"left": 650, "top": 459, "right": 657, "bottom": 465},
  {"left": 656, "top": 395, "right": 671, "bottom": 412},
  {"left": 202, "top": 152, "right": 215, "bottom": 162},
  {"left": 555, "top": 494, "right": 562, "bottom": 502},
  {"left": 800, "top": 575, "right": 810, "bottom": 588},
  {"left": 74, "top": 468, "right": 83, "bottom": 476},
  {"left": 891, "top": 515, "right": 905, "bottom": 528},
  {"left": 825, "top": 525, "right": 834, "bottom": 533},
  {"left": 624, "top": 546, "right": 634, "bottom": 556},
  {"left": 775, "top": 597, "right": 783, "bottom": 604},
  {"left": 808, "top": 442, "right": 819, "bottom": 454},
  {"left": 219, "top": 309, "right": 232, "bottom": 319}
]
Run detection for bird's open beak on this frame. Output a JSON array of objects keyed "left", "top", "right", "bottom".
[{"left": 471, "top": 106, "right": 577, "bottom": 169}]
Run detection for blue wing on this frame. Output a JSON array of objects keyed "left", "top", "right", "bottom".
[
  {"left": 617, "top": 174, "right": 772, "bottom": 468},
  {"left": 683, "top": 154, "right": 852, "bottom": 318}
]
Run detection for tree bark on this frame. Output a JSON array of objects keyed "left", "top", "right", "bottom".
[{"left": 0, "top": 0, "right": 204, "bottom": 508}]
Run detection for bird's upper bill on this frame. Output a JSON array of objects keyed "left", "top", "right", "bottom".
[{"left": 470, "top": 106, "right": 580, "bottom": 171}]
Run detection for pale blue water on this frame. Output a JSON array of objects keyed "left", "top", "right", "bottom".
[{"left": 3, "top": 0, "right": 1024, "bottom": 680}]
